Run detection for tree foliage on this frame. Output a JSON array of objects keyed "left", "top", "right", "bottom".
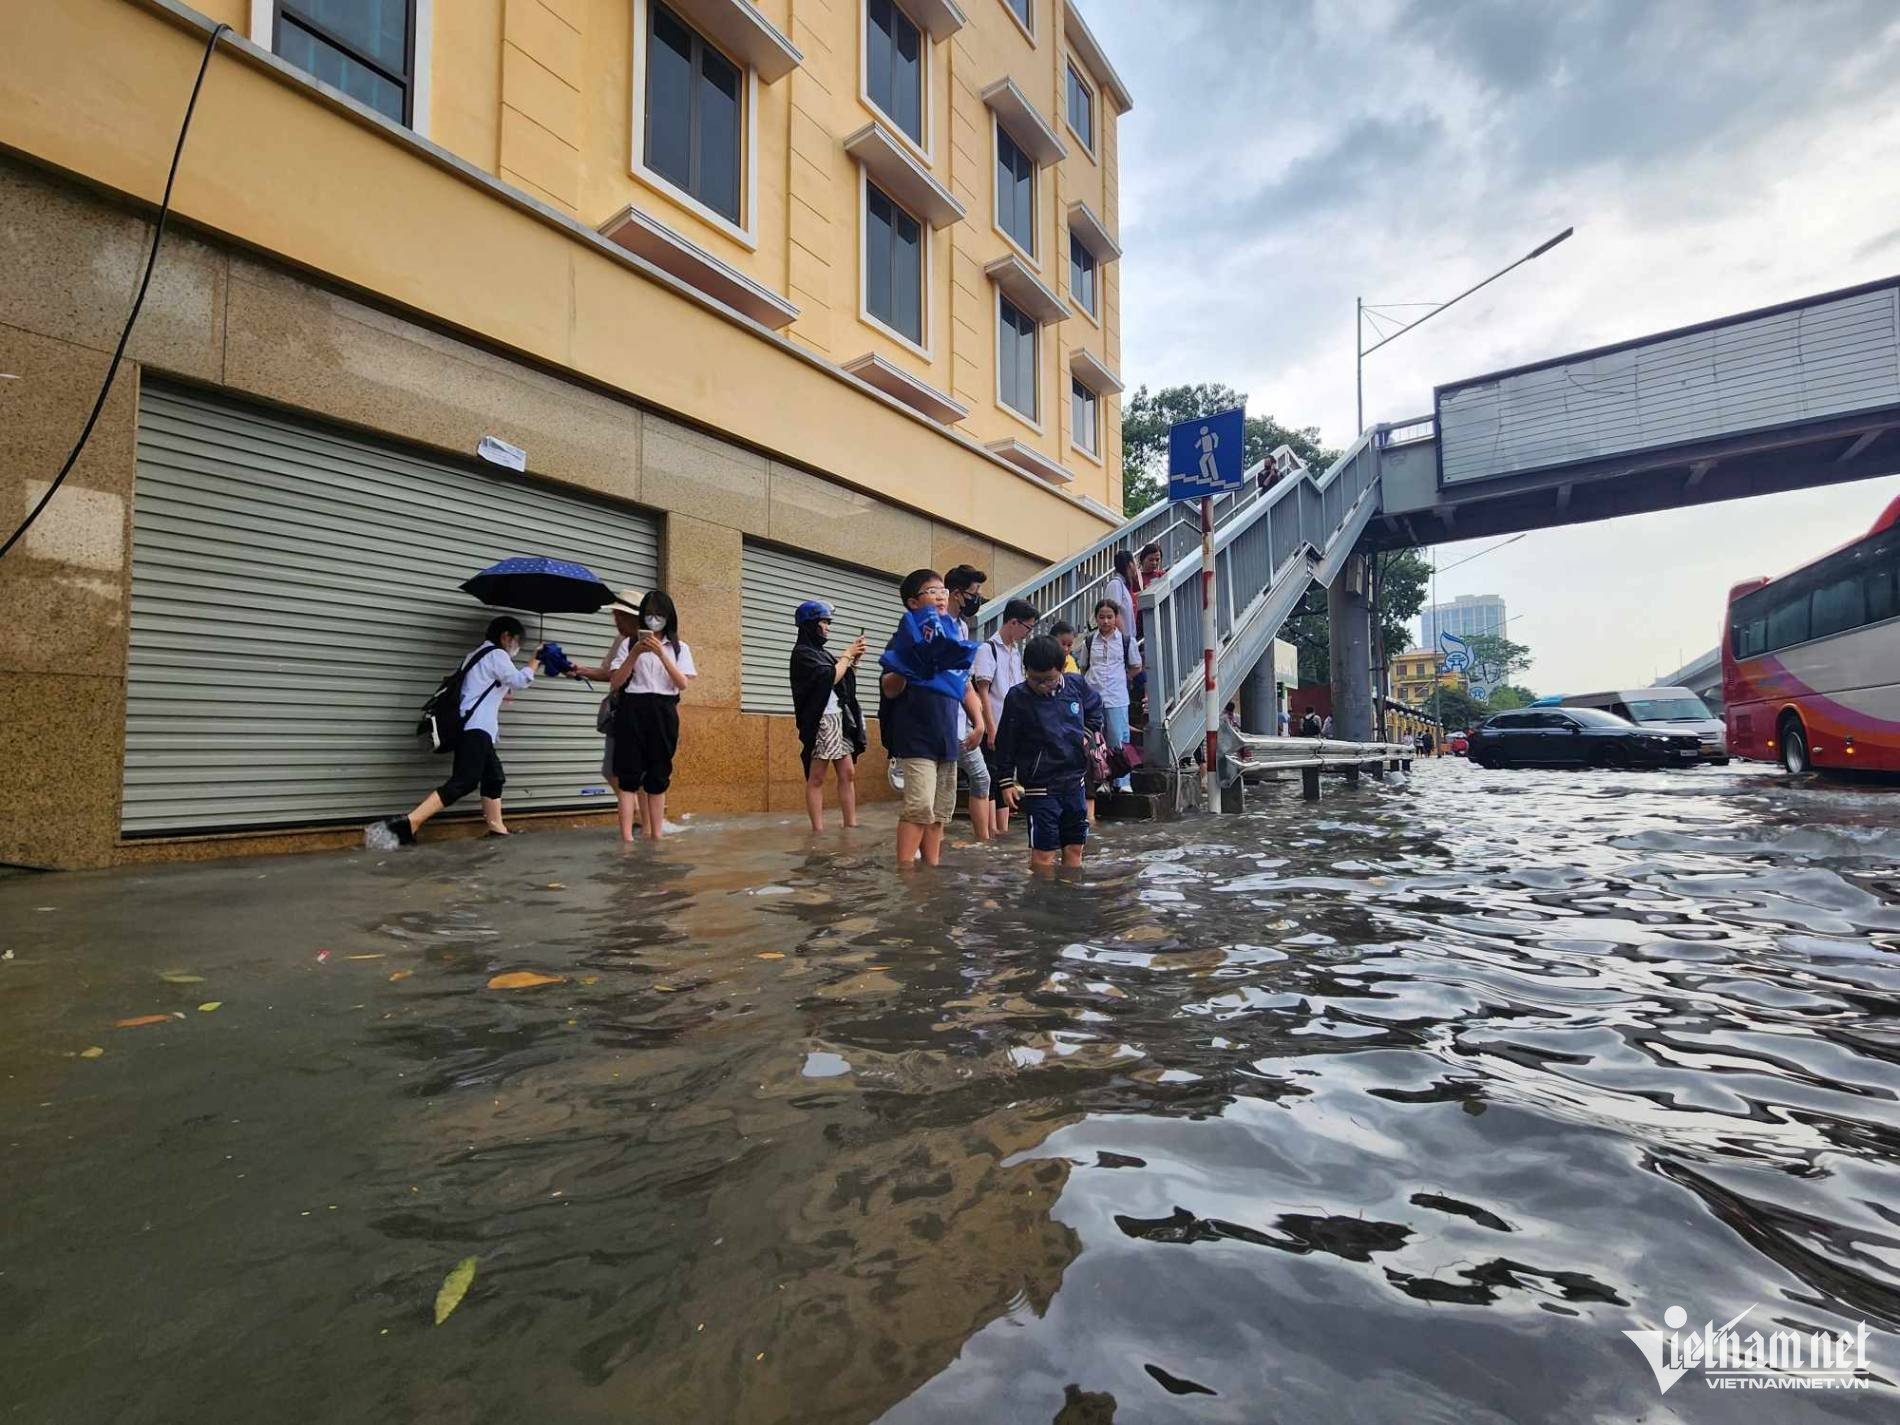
[
  {"left": 1463, "top": 633, "right": 1533, "bottom": 690},
  {"left": 1287, "top": 548, "right": 1434, "bottom": 686},
  {"left": 1486, "top": 683, "right": 1538, "bottom": 711},
  {"left": 1120, "top": 383, "right": 1332, "bottom": 516}
]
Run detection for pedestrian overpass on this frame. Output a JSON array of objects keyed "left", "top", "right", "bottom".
[{"left": 979, "top": 274, "right": 1900, "bottom": 786}]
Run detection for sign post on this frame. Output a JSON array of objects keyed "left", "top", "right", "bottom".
[{"left": 1168, "top": 406, "right": 1246, "bottom": 812}]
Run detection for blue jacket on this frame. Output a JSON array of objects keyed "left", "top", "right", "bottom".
[{"left": 993, "top": 674, "right": 1105, "bottom": 791}]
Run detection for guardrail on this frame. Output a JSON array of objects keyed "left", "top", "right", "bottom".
[{"left": 1137, "top": 426, "right": 1389, "bottom": 766}]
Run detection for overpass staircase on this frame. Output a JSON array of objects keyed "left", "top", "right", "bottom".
[{"left": 978, "top": 420, "right": 1432, "bottom": 776}]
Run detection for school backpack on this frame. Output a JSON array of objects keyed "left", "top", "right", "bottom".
[{"left": 417, "top": 643, "right": 499, "bottom": 754}]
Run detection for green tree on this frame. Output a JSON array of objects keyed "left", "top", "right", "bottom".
[
  {"left": 1487, "top": 683, "right": 1537, "bottom": 711},
  {"left": 1120, "top": 383, "right": 1332, "bottom": 516},
  {"left": 1428, "top": 684, "right": 1487, "bottom": 731},
  {"left": 1286, "top": 547, "right": 1433, "bottom": 687}
]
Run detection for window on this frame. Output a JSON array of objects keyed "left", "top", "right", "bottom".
[
  {"left": 866, "top": 0, "right": 924, "bottom": 146},
  {"left": 1003, "top": 0, "right": 1033, "bottom": 33},
  {"left": 998, "top": 296, "right": 1038, "bottom": 420},
  {"left": 645, "top": 2, "right": 743, "bottom": 224},
  {"left": 865, "top": 182, "right": 924, "bottom": 345},
  {"left": 1069, "top": 232, "right": 1097, "bottom": 315},
  {"left": 1071, "top": 377, "right": 1098, "bottom": 455},
  {"left": 1811, "top": 573, "right": 1867, "bottom": 640},
  {"left": 1765, "top": 589, "right": 1811, "bottom": 651},
  {"left": 1065, "top": 62, "right": 1094, "bottom": 151},
  {"left": 275, "top": 1, "right": 414, "bottom": 124},
  {"left": 995, "top": 124, "right": 1036, "bottom": 255}
]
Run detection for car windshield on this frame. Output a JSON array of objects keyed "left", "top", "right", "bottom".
[
  {"left": 1626, "top": 696, "right": 1712, "bottom": 722},
  {"left": 1567, "top": 707, "right": 1636, "bottom": 728}
]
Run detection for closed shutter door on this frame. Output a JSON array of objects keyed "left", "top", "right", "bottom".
[
  {"left": 739, "top": 542, "right": 900, "bottom": 714},
  {"left": 124, "top": 385, "right": 660, "bottom": 834}
]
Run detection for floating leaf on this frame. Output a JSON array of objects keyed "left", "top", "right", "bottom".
[
  {"left": 345, "top": 953, "right": 384, "bottom": 961},
  {"left": 115, "top": 1014, "right": 172, "bottom": 1029},
  {"left": 159, "top": 971, "right": 206, "bottom": 985},
  {"left": 198, "top": 1001, "right": 222, "bottom": 1013},
  {"left": 578, "top": 975, "right": 600, "bottom": 986},
  {"left": 545, "top": 883, "right": 566, "bottom": 890},
  {"left": 487, "top": 971, "right": 565, "bottom": 991},
  {"left": 388, "top": 970, "right": 413, "bottom": 982},
  {"left": 433, "top": 1256, "right": 478, "bottom": 1325},
  {"left": 80, "top": 1046, "right": 105, "bottom": 1059},
  {"left": 757, "top": 952, "right": 785, "bottom": 961}
]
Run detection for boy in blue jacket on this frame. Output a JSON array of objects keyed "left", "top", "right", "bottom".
[{"left": 994, "top": 635, "right": 1106, "bottom": 870}]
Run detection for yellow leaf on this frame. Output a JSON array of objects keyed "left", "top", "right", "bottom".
[
  {"left": 757, "top": 952, "right": 785, "bottom": 961},
  {"left": 388, "top": 970, "right": 413, "bottom": 982},
  {"left": 158, "top": 972, "right": 206, "bottom": 985},
  {"left": 80, "top": 1046, "right": 105, "bottom": 1059},
  {"left": 487, "top": 971, "right": 565, "bottom": 990},
  {"left": 433, "top": 1256, "right": 478, "bottom": 1325},
  {"left": 115, "top": 1014, "right": 172, "bottom": 1029},
  {"left": 546, "top": 883, "right": 566, "bottom": 890},
  {"left": 198, "top": 1001, "right": 222, "bottom": 1013},
  {"left": 345, "top": 953, "right": 384, "bottom": 961},
  {"left": 578, "top": 975, "right": 599, "bottom": 986}
]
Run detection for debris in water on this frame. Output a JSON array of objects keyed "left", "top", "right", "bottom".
[
  {"left": 158, "top": 972, "right": 205, "bottom": 984},
  {"left": 79, "top": 1046, "right": 105, "bottom": 1059},
  {"left": 197, "top": 1002, "right": 222, "bottom": 1013},
  {"left": 114, "top": 1015, "right": 173, "bottom": 1029},
  {"left": 433, "top": 1257, "right": 478, "bottom": 1325},
  {"left": 487, "top": 971, "right": 565, "bottom": 990}
]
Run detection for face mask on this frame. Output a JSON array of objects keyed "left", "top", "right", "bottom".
[
  {"left": 960, "top": 592, "right": 985, "bottom": 618},
  {"left": 643, "top": 615, "right": 667, "bottom": 632}
]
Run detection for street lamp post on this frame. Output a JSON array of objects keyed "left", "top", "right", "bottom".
[{"left": 1356, "top": 227, "right": 1573, "bottom": 434}]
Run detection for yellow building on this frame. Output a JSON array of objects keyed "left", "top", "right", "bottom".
[
  {"left": 0, "top": 0, "right": 1130, "bottom": 867},
  {"left": 1389, "top": 648, "right": 1456, "bottom": 708}
]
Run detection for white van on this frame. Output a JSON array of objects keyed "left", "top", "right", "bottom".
[{"left": 1559, "top": 688, "right": 1728, "bottom": 763}]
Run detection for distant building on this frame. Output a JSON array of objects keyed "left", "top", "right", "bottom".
[
  {"left": 1421, "top": 595, "right": 1508, "bottom": 653},
  {"left": 1389, "top": 648, "right": 1459, "bottom": 707}
]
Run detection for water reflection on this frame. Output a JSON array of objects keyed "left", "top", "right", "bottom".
[{"left": 1, "top": 763, "right": 1897, "bottom": 1422}]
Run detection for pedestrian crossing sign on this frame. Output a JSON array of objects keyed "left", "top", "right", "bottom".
[{"left": 1168, "top": 406, "right": 1246, "bottom": 499}]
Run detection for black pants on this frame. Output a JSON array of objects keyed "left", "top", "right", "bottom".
[
  {"left": 437, "top": 730, "right": 505, "bottom": 805},
  {"left": 614, "top": 692, "right": 680, "bottom": 795}
]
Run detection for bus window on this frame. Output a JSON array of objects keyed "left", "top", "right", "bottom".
[
  {"left": 1811, "top": 573, "right": 1866, "bottom": 639},
  {"left": 1766, "top": 590, "right": 1810, "bottom": 650},
  {"left": 1870, "top": 565, "right": 1897, "bottom": 625},
  {"left": 1732, "top": 611, "right": 1767, "bottom": 658}
]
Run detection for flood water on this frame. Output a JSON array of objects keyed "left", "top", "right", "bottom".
[{"left": 3, "top": 762, "right": 1898, "bottom": 1423}]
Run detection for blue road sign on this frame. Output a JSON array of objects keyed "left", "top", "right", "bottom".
[{"left": 1168, "top": 406, "right": 1246, "bottom": 500}]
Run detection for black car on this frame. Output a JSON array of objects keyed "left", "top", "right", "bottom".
[{"left": 1469, "top": 706, "right": 1703, "bottom": 770}]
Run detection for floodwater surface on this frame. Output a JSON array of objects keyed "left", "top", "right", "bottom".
[{"left": 3, "top": 763, "right": 1898, "bottom": 1423}]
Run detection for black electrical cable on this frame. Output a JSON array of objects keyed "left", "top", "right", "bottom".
[{"left": 0, "top": 22, "right": 228, "bottom": 564}]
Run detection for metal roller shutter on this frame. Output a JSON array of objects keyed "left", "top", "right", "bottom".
[
  {"left": 739, "top": 542, "right": 901, "bottom": 714},
  {"left": 124, "top": 385, "right": 660, "bottom": 834}
]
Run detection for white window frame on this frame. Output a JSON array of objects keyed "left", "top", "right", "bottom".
[
  {"left": 251, "top": 0, "right": 434, "bottom": 138},
  {"left": 630, "top": 0, "right": 761, "bottom": 250},
  {"left": 1063, "top": 59, "right": 1094, "bottom": 158},
  {"left": 1068, "top": 230, "right": 1099, "bottom": 323},
  {"left": 992, "top": 117, "right": 1039, "bottom": 268},
  {"left": 997, "top": 0, "right": 1035, "bottom": 43},
  {"left": 995, "top": 292, "right": 1042, "bottom": 431},
  {"left": 859, "top": 0, "right": 933, "bottom": 164},
  {"left": 857, "top": 169, "right": 933, "bottom": 359},
  {"left": 1070, "top": 373, "right": 1100, "bottom": 461}
]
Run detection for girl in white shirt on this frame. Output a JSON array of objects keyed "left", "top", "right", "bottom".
[{"left": 607, "top": 590, "right": 696, "bottom": 841}]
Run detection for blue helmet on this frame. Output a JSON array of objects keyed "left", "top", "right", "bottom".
[{"left": 794, "top": 598, "right": 834, "bottom": 625}]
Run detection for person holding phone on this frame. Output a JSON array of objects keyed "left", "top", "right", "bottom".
[
  {"left": 607, "top": 590, "right": 695, "bottom": 842},
  {"left": 789, "top": 599, "right": 868, "bottom": 832}
]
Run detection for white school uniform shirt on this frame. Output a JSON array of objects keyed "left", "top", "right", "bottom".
[
  {"left": 623, "top": 640, "right": 697, "bottom": 694},
  {"left": 607, "top": 636, "right": 632, "bottom": 673},
  {"left": 460, "top": 645, "right": 535, "bottom": 742},
  {"left": 970, "top": 634, "right": 1024, "bottom": 729},
  {"left": 1081, "top": 628, "right": 1137, "bottom": 709}
]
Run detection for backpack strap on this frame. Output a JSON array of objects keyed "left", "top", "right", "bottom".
[{"left": 461, "top": 643, "right": 503, "bottom": 717}]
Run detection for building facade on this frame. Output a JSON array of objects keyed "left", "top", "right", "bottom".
[
  {"left": 1420, "top": 594, "right": 1507, "bottom": 652},
  {"left": 0, "top": 0, "right": 1130, "bottom": 868},
  {"left": 1387, "top": 648, "right": 1454, "bottom": 708}
]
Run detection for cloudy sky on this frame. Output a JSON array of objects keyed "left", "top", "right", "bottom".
[{"left": 1086, "top": 0, "right": 1900, "bottom": 691}]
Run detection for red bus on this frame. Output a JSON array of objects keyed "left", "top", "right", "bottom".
[{"left": 1723, "top": 493, "right": 1900, "bottom": 773}]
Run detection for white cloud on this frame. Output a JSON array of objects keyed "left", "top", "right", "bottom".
[{"left": 1089, "top": 0, "right": 1900, "bottom": 689}]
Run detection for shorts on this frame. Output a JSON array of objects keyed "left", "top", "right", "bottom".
[
  {"left": 959, "top": 743, "right": 991, "bottom": 799},
  {"left": 438, "top": 730, "right": 505, "bottom": 805},
  {"left": 812, "top": 711, "right": 849, "bottom": 763},
  {"left": 898, "top": 757, "right": 959, "bottom": 826},
  {"left": 601, "top": 734, "right": 616, "bottom": 782},
  {"left": 1023, "top": 781, "right": 1089, "bottom": 852},
  {"left": 613, "top": 692, "right": 681, "bottom": 796}
]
